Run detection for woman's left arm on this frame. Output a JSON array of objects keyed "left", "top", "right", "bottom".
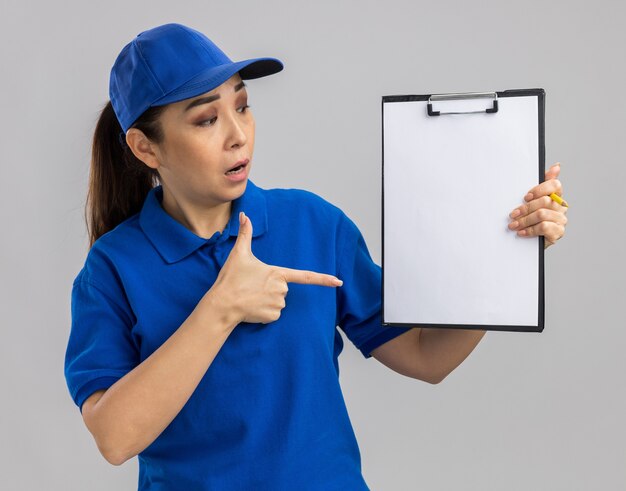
[{"left": 371, "top": 162, "right": 568, "bottom": 382}]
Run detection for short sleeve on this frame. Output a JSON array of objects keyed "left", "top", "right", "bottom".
[
  {"left": 336, "top": 212, "right": 412, "bottom": 358},
  {"left": 64, "top": 273, "right": 139, "bottom": 413}
]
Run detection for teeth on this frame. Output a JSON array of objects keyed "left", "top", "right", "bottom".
[{"left": 226, "top": 165, "right": 244, "bottom": 175}]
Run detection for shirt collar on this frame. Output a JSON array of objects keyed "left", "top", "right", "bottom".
[{"left": 139, "top": 179, "right": 268, "bottom": 264}]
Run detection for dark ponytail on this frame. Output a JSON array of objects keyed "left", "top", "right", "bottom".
[{"left": 86, "top": 101, "right": 167, "bottom": 248}]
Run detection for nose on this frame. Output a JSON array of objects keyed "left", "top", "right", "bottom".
[{"left": 223, "top": 109, "right": 248, "bottom": 149}]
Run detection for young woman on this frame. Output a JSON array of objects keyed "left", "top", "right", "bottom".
[{"left": 64, "top": 23, "right": 568, "bottom": 490}]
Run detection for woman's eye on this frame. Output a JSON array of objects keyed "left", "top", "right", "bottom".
[
  {"left": 198, "top": 116, "right": 217, "bottom": 127},
  {"left": 197, "top": 105, "right": 251, "bottom": 127}
]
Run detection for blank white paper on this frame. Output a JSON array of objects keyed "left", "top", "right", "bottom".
[{"left": 383, "top": 96, "right": 539, "bottom": 327}]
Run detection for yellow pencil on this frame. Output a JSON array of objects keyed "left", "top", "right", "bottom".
[{"left": 549, "top": 193, "right": 569, "bottom": 207}]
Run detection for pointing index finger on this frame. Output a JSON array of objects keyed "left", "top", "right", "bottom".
[{"left": 276, "top": 267, "right": 343, "bottom": 287}]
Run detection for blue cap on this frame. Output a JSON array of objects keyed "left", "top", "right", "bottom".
[{"left": 109, "top": 23, "right": 284, "bottom": 133}]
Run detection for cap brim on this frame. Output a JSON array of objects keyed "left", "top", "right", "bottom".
[{"left": 151, "top": 57, "right": 283, "bottom": 107}]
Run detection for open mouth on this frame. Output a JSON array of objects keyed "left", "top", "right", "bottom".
[
  {"left": 225, "top": 158, "right": 249, "bottom": 175},
  {"left": 225, "top": 163, "right": 247, "bottom": 175}
]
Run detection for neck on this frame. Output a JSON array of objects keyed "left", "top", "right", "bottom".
[{"left": 160, "top": 184, "right": 233, "bottom": 239}]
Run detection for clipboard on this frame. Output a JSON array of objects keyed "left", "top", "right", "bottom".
[{"left": 381, "top": 89, "right": 545, "bottom": 333}]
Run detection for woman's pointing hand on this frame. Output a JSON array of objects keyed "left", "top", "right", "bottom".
[{"left": 210, "top": 211, "right": 343, "bottom": 325}]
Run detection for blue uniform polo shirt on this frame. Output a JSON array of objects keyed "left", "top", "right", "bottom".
[{"left": 64, "top": 179, "right": 411, "bottom": 490}]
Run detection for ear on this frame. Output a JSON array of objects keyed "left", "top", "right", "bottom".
[{"left": 125, "top": 128, "right": 161, "bottom": 171}]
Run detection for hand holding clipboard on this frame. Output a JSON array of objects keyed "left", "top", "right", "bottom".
[
  {"left": 508, "top": 162, "right": 568, "bottom": 249},
  {"left": 382, "top": 89, "right": 568, "bottom": 332}
]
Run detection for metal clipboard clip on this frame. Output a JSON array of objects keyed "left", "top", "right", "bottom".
[{"left": 427, "top": 91, "right": 498, "bottom": 116}]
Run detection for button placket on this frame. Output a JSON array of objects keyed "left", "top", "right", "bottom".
[
  {"left": 197, "top": 231, "right": 221, "bottom": 270},
  {"left": 212, "top": 235, "right": 233, "bottom": 269}
]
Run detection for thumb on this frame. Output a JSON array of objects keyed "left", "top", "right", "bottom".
[
  {"left": 233, "top": 211, "right": 253, "bottom": 254},
  {"left": 545, "top": 162, "right": 561, "bottom": 181}
]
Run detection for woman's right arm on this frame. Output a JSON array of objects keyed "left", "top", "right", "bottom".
[
  {"left": 81, "top": 290, "right": 238, "bottom": 466},
  {"left": 81, "top": 211, "right": 341, "bottom": 466}
]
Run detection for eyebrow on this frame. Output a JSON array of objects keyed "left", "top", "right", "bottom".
[{"left": 183, "top": 81, "right": 247, "bottom": 112}]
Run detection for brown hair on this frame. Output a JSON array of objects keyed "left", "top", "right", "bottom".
[{"left": 85, "top": 101, "right": 167, "bottom": 248}]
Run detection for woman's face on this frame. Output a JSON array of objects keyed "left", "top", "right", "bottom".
[{"left": 151, "top": 73, "right": 255, "bottom": 207}]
